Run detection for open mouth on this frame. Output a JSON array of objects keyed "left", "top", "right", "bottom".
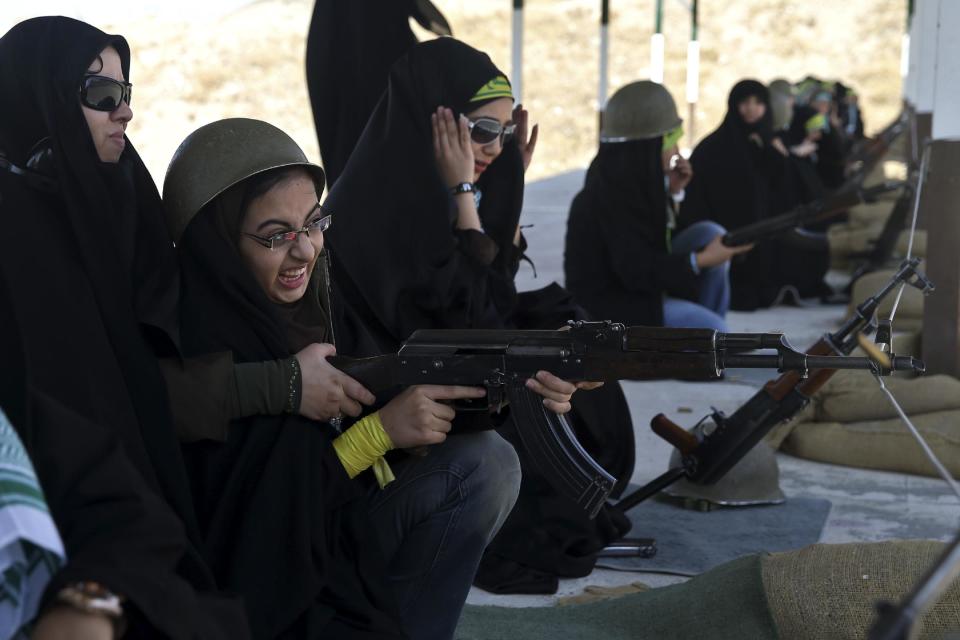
[{"left": 277, "top": 265, "right": 307, "bottom": 289}]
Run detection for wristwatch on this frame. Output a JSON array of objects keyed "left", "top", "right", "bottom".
[
  {"left": 56, "top": 581, "right": 127, "bottom": 636},
  {"left": 449, "top": 182, "right": 475, "bottom": 196}
]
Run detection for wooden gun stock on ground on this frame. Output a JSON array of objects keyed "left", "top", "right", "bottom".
[
  {"left": 721, "top": 179, "right": 906, "bottom": 248},
  {"left": 615, "top": 258, "right": 933, "bottom": 514},
  {"left": 331, "top": 320, "right": 921, "bottom": 518}
]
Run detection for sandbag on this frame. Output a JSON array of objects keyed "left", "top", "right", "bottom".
[
  {"left": 812, "top": 370, "right": 960, "bottom": 423},
  {"left": 847, "top": 199, "right": 897, "bottom": 229},
  {"left": 762, "top": 541, "right": 960, "bottom": 640},
  {"left": 780, "top": 409, "right": 960, "bottom": 478},
  {"left": 830, "top": 226, "right": 880, "bottom": 261},
  {"left": 896, "top": 228, "right": 927, "bottom": 258},
  {"left": 850, "top": 269, "right": 925, "bottom": 319}
]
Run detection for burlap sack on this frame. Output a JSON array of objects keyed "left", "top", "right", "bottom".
[
  {"left": 896, "top": 228, "right": 928, "bottom": 258},
  {"left": 812, "top": 370, "right": 960, "bottom": 423},
  {"left": 780, "top": 410, "right": 960, "bottom": 478},
  {"left": 850, "top": 269, "right": 925, "bottom": 320},
  {"left": 830, "top": 226, "right": 881, "bottom": 260},
  {"left": 848, "top": 200, "right": 897, "bottom": 229},
  {"left": 763, "top": 541, "right": 960, "bottom": 640}
]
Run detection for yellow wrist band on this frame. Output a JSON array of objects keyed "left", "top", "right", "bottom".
[{"left": 333, "top": 412, "right": 396, "bottom": 488}]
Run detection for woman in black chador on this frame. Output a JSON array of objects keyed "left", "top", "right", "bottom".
[
  {"left": 324, "top": 37, "right": 636, "bottom": 595},
  {"left": 682, "top": 79, "right": 830, "bottom": 310},
  {"left": 565, "top": 80, "right": 751, "bottom": 332},
  {"left": 0, "top": 17, "right": 245, "bottom": 638}
]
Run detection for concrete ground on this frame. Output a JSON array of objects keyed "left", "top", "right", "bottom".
[{"left": 466, "top": 169, "right": 960, "bottom": 608}]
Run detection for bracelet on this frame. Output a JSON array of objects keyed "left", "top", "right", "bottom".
[{"left": 449, "top": 182, "right": 475, "bottom": 196}]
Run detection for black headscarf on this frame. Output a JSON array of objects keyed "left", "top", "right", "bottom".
[
  {"left": 324, "top": 37, "right": 525, "bottom": 353},
  {"left": 683, "top": 79, "right": 788, "bottom": 231},
  {"left": 564, "top": 138, "right": 700, "bottom": 327},
  {"left": 177, "top": 186, "right": 404, "bottom": 639},
  {"left": 306, "top": 0, "right": 451, "bottom": 186},
  {"left": 0, "top": 17, "right": 244, "bottom": 636}
]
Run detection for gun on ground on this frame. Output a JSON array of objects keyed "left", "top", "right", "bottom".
[
  {"left": 331, "top": 321, "right": 922, "bottom": 518},
  {"left": 721, "top": 179, "right": 905, "bottom": 248},
  {"left": 614, "top": 258, "right": 932, "bottom": 514}
]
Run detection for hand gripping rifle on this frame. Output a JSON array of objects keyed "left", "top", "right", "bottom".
[
  {"left": 614, "top": 258, "right": 932, "bottom": 515},
  {"left": 721, "top": 179, "right": 906, "bottom": 248},
  {"left": 331, "top": 321, "right": 920, "bottom": 518}
]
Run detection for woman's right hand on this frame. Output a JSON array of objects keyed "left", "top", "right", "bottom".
[
  {"left": 695, "top": 234, "right": 753, "bottom": 269},
  {"left": 378, "top": 385, "right": 486, "bottom": 449},
  {"left": 295, "top": 343, "right": 376, "bottom": 422},
  {"left": 432, "top": 106, "right": 475, "bottom": 188}
]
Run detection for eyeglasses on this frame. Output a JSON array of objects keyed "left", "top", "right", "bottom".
[
  {"left": 242, "top": 207, "right": 332, "bottom": 251},
  {"left": 79, "top": 75, "right": 133, "bottom": 112},
  {"left": 466, "top": 116, "right": 516, "bottom": 146}
]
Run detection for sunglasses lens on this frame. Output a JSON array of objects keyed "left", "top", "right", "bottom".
[
  {"left": 470, "top": 119, "right": 501, "bottom": 145},
  {"left": 82, "top": 77, "right": 130, "bottom": 111}
]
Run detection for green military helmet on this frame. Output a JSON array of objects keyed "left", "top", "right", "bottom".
[
  {"left": 768, "top": 80, "right": 795, "bottom": 131},
  {"left": 600, "top": 80, "right": 682, "bottom": 143},
  {"left": 768, "top": 78, "right": 793, "bottom": 98},
  {"left": 163, "top": 117, "right": 325, "bottom": 243},
  {"left": 663, "top": 437, "right": 786, "bottom": 511}
]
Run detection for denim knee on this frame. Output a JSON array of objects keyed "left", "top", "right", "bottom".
[{"left": 454, "top": 431, "right": 521, "bottom": 538}]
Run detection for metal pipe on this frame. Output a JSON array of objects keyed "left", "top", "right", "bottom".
[{"left": 512, "top": 0, "right": 524, "bottom": 103}]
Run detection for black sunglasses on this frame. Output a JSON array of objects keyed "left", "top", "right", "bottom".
[
  {"left": 466, "top": 116, "right": 516, "bottom": 146},
  {"left": 79, "top": 75, "right": 133, "bottom": 112}
]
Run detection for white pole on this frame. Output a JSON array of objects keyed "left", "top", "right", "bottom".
[
  {"left": 685, "top": 40, "right": 700, "bottom": 104},
  {"left": 932, "top": 0, "right": 960, "bottom": 138},
  {"left": 650, "top": 33, "right": 665, "bottom": 84},
  {"left": 512, "top": 0, "right": 524, "bottom": 104},
  {"left": 915, "top": 0, "right": 940, "bottom": 114}
]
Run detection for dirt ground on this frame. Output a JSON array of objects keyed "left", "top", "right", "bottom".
[{"left": 12, "top": 0, "right": 906, "bottom": 184}]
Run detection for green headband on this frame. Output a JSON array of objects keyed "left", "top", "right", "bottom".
[
  {"left": 662, "top": 125, "right": 684, "bottom": 151},
  {"left": 805, "top": 113, "right": 827, "bottom": 133},
  {"left": 470, "top": 75, "right": 513, "bottom": 103}
]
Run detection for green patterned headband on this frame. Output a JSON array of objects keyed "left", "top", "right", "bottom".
[
  {"left": 470, "top": 75, "right": 513, "bottom": 103},
  {"left": 805, "top": 113, "right": 827, "bottom": 133},
  {"left": 662, "top": 125, "right": 684, "bottom": 151}
]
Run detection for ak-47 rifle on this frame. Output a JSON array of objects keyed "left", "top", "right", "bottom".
[
  {"left": 721, "top": 111, "right": 909, "bottom": 249},
  {"left": 614, "top": 258, "right": 932, "bottom": 514},
  {"left": 331, "top": 322, "right": 921, "bottom": 517},
  {"left": 846, "top": 111, "right": 908, "bottom": 180},
  {"left": 722, "top": 179, "right": 905, "bottom": 248}
]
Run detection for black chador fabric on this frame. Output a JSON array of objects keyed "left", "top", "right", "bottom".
[
  {"left": 564, "top": 138, "right": 699, "bottom": 327},
  {"left": 0, "top": 277, "right": 247, "bottom": 639},
  {"left": 177, "top": 201, "right": 404, "bottom": 639},
  {"left": 0, "top": 17, "right": 244, "bottom": 637},
  {"left": 325, "top": 37, "right": 634, "bottom": 593},
  {"left": 306, "top": 0, "right": 450, "bottom": 186},
  {"left": 683, "top": 80, "right": 829, "bottom": 310},
  {"left": 787, "top": 105, "right": 846, "bottom": 192}
]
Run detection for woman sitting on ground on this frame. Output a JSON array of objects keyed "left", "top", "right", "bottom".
[
  {"left": 162, "top": 118, "right": 595, "bottom": 639},
  {"left": 321, "top": 36, "right": 635, "bottom": 596},
  {"left": 682, "top": 79, "right": 831, "bottom": 310},
  {"left": 565, "top": 81, "right": 751, "bottom": 332}
]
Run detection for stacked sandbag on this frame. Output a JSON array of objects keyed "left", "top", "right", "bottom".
[
  {"left": 771, "top": 370, "right": 960, "bottom": 477},
  {"left": 849, "top": 268, "right": 926, "bottom": 332}
]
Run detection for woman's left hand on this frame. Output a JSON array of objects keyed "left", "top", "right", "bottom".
[
  {"left": 513, "top": 104, "right": 539, "bottom": 172},
  {"left": 525, "top": 371, "right": 602, "bottom": 415}
]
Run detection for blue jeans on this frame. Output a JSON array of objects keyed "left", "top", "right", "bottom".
[
  {"left": 663, "top": 220, "right": 730, "bottom": 331},
  {"left": 366, "top": 431, "right": 521, "bottom": 640}
]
